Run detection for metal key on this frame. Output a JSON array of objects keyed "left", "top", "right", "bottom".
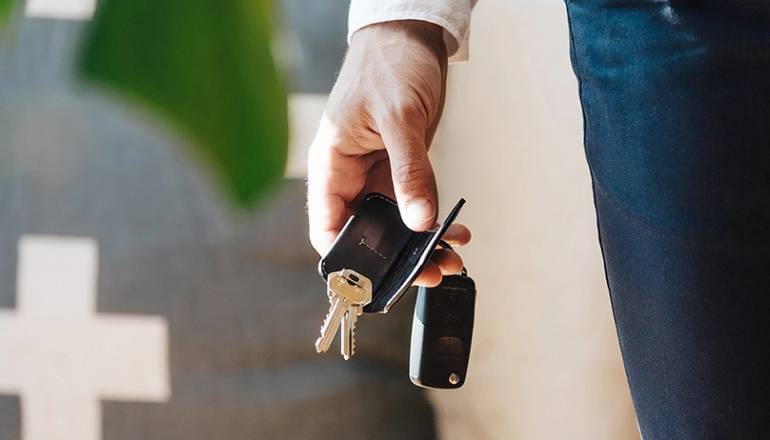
[
  {"left": 338, "top": 278, "right": 370, "bottom": 360},
  {"left": 315, "top": 269, "right": 372, "bottom": 355},
  {"left": 340, "top": 304, "right": 363, "bottom": 360},
  {"left": 340, "top": 309, "right": 353, "bottom": 359}
]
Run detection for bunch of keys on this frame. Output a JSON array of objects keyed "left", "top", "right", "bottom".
[
  {"left": 314, "top": 269, "right": 372, "bottom": 360},
  {"left": 313, "top": 193, "right": 472, "bottom": 381}
]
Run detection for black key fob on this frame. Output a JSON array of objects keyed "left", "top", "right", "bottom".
[
  {"left": 319, "top": 193, "right": 466, "bottom": 314},
  {"left": 409, "top": 271, "right": 476, "bottom": 389}
]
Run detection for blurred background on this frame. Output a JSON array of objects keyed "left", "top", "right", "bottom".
[{"left": 0, "top": 0, "right": 640, "bottom": 439}]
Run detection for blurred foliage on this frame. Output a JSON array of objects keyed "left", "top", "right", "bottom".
[
  {"left": 0, "top": 0, "right": 16, "bottom": 29},
  {"left": 79, "top": 0, "right": 288, "bottom": 208}
]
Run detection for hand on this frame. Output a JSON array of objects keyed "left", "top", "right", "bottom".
[{"left": 307, "top": 20, "right": 471, "bottom": 287}]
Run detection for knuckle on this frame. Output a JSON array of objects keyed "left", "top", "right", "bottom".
[
  {"left": 393, "top": 161, "right": 433, "bottom": 190},
  {"left": 394, "top": 103, "right": 425, "bottom": 125},
  {"left": 381, "top": 94, "right": 426, "bottom": 125}
]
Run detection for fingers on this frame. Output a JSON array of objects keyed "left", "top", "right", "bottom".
[
  {"left": 414, "top": 247, "right": 466, "bottom": 287},
  {"left": 380, "top": 122, "right": 438, "bottom": 232},
  {"left": 307, "top": 115, "right": 369, "bottom": 256},
  {"left": 442, "top": 224, "right": 472, "bottom": 246},
  {"left": 307, "top": 193, "right": 348, "bottom": 256},
  {"left": 414, "top": 261, "right": 442, "bottom": 287},
  {"left": 431, "top": 249, "right": 464, "bottom": 275}
]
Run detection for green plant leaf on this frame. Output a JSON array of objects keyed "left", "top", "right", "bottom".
[
  {"left": 0, "top": 0, "right": 17, "bottom": 29},
  {"left": 78, "top": 0, "right": 288, "bottom": 208}
]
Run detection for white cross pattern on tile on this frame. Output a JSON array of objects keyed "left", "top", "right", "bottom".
[
  {"left": 25, "top": 0, "right": 96, "bottom": 20},
  {"left": 0, "top": 235, "right": 170, "bottom": 440}
]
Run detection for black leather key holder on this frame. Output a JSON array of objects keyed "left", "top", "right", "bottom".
[{"left": 318, "top": 193, "right": 465, "bottom": 314}]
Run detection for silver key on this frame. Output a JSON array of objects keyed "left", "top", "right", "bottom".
[
  {"left": 340, "top": 309, "right": 353, "bottom": 359},
  {"left": 341, "top": 304, "right": 363, "bottom": 360},
  {"left": 315, "top": 269, "right": 372, "bottom": 355},
  {"left": 340, "top": 307, "right": 358, "bottom": 360}
]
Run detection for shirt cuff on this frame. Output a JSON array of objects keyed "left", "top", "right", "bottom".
[{"left": 348, "top": 0, "right": 473, "bottom": 62}]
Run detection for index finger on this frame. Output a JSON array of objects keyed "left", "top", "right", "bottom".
[{"left": 306, "top": 117, "right": 368, "bottom": 256}]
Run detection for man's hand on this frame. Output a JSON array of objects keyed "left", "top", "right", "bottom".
[{"left": 307, "top": 20, "right": 470, "bottom": 287}]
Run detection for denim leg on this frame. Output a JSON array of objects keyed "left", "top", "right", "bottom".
[{"left": 564, "top": 1, "right": 770, "bottom": 438}]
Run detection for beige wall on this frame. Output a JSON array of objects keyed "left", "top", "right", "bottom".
[{"left": 429, "top": 1, "right": 640, "bottom": 439}]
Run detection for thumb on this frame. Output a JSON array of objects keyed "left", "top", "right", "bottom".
[{"left": 381, "top": 125, "right": 438, "bottom": 231}]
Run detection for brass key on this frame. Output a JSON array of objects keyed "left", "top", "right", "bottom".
[{"left": 315, "top": 269, "right": 372, "bottom": 357}]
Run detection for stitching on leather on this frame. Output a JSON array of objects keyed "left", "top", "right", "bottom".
[
  {"left": 321, "top": 193, "right": 396, "bottom": 278},
  {"left": 358, "top": 237, "right": 387, "bottom": 260}
]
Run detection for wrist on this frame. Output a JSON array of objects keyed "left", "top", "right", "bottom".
[{"left": 351, "top": 20, "right": 447, "bottom": 60}]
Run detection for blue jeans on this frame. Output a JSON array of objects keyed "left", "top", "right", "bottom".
[{"left": 564, "top": 1, "right": 770, "bottom": 438}]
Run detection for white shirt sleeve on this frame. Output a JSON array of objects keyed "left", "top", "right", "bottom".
[{"left": 348, "top": 0, "right": 477, "bottom": 62}]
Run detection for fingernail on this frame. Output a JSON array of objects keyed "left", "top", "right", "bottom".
[{"left": 405, "top": 198, "right": 434, "bottom": 228}]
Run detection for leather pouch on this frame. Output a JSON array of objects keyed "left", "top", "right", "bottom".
[{"left": 318, "top": 193, "right": 465, "bottom": 313}]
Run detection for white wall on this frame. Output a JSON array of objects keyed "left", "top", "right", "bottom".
[
  {"left": 285, "top": 1, "right": 640, "bottom": 438},
  {"left": 429, "top": 1, "right": 639, "bottom": 439}
]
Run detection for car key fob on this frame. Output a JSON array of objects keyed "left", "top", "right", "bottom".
[{"left": 409, "top": 271, "right": 476, "bottom": 389}]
